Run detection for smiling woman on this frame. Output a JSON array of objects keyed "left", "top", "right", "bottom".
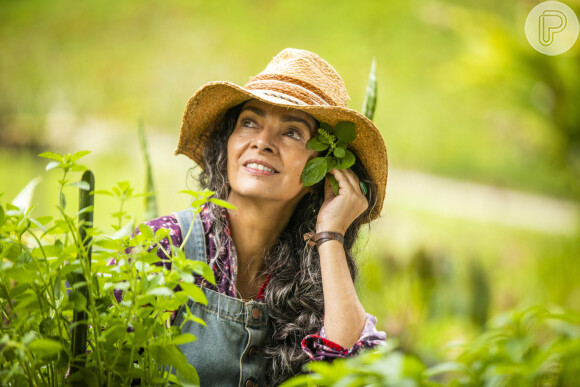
[{"left": 131, "top": 48, "right": 388, "bottom": 386}]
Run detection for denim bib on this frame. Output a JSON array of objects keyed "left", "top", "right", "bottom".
[{"left": 172, "top": 209, "right": 270, "bottom": 387}]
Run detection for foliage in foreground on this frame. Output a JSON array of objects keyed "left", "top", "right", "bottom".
[
  {"left": 283, "top": 306, "right": 580, "bottom": 386},
  {"left": 0, "top": 151, "right": 223, "bottom": 386}
]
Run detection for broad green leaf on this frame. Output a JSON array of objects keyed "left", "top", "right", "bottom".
[
  {"left": 336, "top": 150, "right": 355, "bottom": 169},
  {"left": 147, "top": 286, "right": 174, "bottom": 296},
  {"left": 307, "top": 136, "right": 330, "bottom": 151},
  {"left": 69, "top": 180, "right": 91, "bottom": 191},
  {"left": 95, "top": 238, "right": 123, "bottom": 251},
  {"left": 29, "top": 338, "right": 63, "bottom": 357},
  {"left": 179, "top": 282, "right": 207, "bottom": 305},
  {"left": 92, "top": 189, "right": 113, "bottom": 196},
  {"left": 189, "top": 261, "right": 215, "bottom": 285},
  {"left": 169, "top": 333, "right": 197, "bottom": 345},
  {"left": 335, "top": 122, "right": 356, "bottom": 143},
  {"left": 150, "top": 344, "right": 199, "bottom": 386},
  {"left": 46, "top": 161, "right": 60, "bottom": 171},
  {"left": 333, "top": 147, "right": 346, "bottom": 158},
  {"left": 138, "top": 223, "right": 154, "bottom": 239},
  {"left": 301, "top": 158, "right": 328, "bottom": 186},
  {"left": 71, "top": 150, "right": 91, "bottom": 162},
  {"left": 326, "top": 158, "right": 337, "bottom": 171},
  {"left": 209, "top": 198, "right": 237, "bottom": 209},
  {"left": 69, "top": 290, "right": 87, "bottom": 311},
  {"left": 38, "top": 151, "right": 63, "bottom": 161}
]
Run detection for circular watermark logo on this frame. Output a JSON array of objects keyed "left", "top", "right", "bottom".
[{"left": 525, "top": 1, "right": 579, "bottom": 55}]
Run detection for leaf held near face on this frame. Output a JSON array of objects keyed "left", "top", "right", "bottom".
[{"left": 302, "top": 157, "right": 328, "bottom": 186}]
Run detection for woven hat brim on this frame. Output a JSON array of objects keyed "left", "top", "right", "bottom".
[{"left": 175, "top": 81, "right": 388, "bottom": 221}]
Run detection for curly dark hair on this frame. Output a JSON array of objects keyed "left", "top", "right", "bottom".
[{"left": 196, "top": 102, "right": 377, "bottom": 386}]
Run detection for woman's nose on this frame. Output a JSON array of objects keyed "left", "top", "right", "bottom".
[{"left": 251, "top": 127, "right": 277, "bottom": 153}]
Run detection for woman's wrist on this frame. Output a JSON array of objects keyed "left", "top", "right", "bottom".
[{"left": 311, "top": 231, "right": 344, "bottom": 249}]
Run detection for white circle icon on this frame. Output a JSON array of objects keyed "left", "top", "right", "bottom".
[{"left": 525, "top": 1, "right": 579, "bottom": 55}]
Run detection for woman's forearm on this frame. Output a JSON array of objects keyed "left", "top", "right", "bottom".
[{"left": 318, "top": 239, "right": 367, "bottom": 349}]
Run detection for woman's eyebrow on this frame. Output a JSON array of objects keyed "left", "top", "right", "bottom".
[{"left": 280, "top": 114, "right": 315, "bottom": 133}]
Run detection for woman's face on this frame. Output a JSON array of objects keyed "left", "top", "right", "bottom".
[{"left": 227, "top": 99, "right": 318, "bottom": 207}]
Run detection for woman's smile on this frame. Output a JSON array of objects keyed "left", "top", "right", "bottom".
[{"left": 243, "top": 159, "right": 279, "bottom": 175}]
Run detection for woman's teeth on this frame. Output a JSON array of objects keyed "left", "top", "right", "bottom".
[{"left": 246, "top": 163, "right": 276, "bottom": 173}]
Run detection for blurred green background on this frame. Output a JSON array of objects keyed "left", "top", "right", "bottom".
[{"left": 1, "top": 0, "right": 579, "bottom": 367}]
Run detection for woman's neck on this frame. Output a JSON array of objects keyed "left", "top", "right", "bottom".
[{"left": 225, "top": 193, "right": 297, "bottom": 292}]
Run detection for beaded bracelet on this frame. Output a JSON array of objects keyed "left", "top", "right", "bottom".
[{"left": 303, "top": 231, "right": 344, "bottom": 249}]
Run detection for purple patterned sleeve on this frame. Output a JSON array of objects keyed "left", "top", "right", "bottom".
[{"left": 301, "top": 313, "right": 386, "bottom": 360}]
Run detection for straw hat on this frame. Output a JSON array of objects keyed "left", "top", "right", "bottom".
[{"left": 176, "top": 48, "right": 387, "bottom": 221}]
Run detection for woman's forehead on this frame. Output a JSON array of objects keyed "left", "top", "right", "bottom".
[{"left": 242, "top": 99, "right": 317, "bottom": 128}]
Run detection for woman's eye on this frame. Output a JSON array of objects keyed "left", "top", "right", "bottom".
[
  {"left": 285, "top": 128, "right": 303, "bottom": 141},
  {"left": 241, "top": 118, "right": 256, "bottom": 128}
]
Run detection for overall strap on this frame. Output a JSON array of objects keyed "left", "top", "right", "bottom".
[{"left": 173, "top": 209, "right": 207, "bottom": 263}]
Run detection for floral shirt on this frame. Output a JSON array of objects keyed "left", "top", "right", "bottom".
[{"left": 135, "top": 205, "right": 386, "bottom": 360}]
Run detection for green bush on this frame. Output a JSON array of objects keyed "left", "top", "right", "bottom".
[
  {"left": 0, "top": 151, "right": 218, "bottom": 386},
  {"left": 282, "top": 306, "right": 580, "bottom": 386}
]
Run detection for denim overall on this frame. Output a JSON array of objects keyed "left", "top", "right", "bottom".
[{"left": 172, "top": 210, "right": 270, "bottom": 387}]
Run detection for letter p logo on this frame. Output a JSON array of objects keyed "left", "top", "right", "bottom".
[
  {"left": 526, "top": 1, "right": 579, "bottom": 55},
  {"left": 540, "top": 10, "right": 567, "bottom": 46}
]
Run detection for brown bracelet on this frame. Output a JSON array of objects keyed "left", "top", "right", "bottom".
[{"left": 303, "top": 231, "right": 344, "bottom": 249}]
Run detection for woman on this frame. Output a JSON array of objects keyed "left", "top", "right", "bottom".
[{"left": 145, "top": 48, "right": 387, "bottom": 386}]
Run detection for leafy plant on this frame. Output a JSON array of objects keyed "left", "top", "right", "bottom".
[
  {"left": 282, "top": 305, "right": 580, "bottom": 386},
  {"left": 301, "top": 121, "right": 357, "bottom": 195},
  {"left": 0, "top": 151, "right": 221, "bottom": 386}
]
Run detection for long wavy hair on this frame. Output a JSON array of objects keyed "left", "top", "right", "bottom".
[{"left": 196, "top": 102, "right": 378, "bottom": 386}]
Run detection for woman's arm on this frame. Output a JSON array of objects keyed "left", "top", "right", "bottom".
[
  {"left": 315, "top": 168, "right": 370, "bottom": 348},
  {"left": 318, "top": 240, "right": 366, "bottom": 348}
]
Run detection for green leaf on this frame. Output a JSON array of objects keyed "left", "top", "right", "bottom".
[
  {"left": 328, "top": 175, "right": 340, "bottom": 196},
  {"left": 301, "top": 158, "right": 328, "bottom": 186},
  {"left": 38, "top": 151, "right": 63, "bottom": 161},
  {"left": 150, "top": 344, "right": 199, "bottom": 386},
  {"left": 336, "top": 150, "right": 355, "bottom": 169},
  {"left": 333, "top": 147, "right": 346, "bottom": 158},
  {"left": 209, "top": 198, "right": 237, "bottom": 209},
  {"left": 92, "top": 189, "right": 113, "bottom": 196},
  {"left": 307, "top": 136, "right": 330, "bottom": 151},
  {"left": 138, "top": 223, "right": 154, "bottom": 240},
  {"left": 326, "top": 158, "right": 337, "bottom": 170},
  {"left": 29, "top": 338, "right": 63, "bottom": 357},
  {"left": 169, "top": 333, "right": 197, "bottom": 345},
  {"left": 69, "top": 181, "right": 91, "bottom": 191},
  {"left": 46, "top": 161, "right": 60, "bottom": 171},
  {"left": 71, "top": 150, "right": 91, "bottom": 162},
  {"left": 179, "top": 282, "right": 207, "bottom": 305},
  {"left": 69, "top": 290, "right": 87, "bottom": 311},
  {"left": 335, "top": 122, "right": 356, "bottom": 143},
  {"left": 147, "top": 287, "right": 174, "bottom": 296},
  {"left": 59, "top": 193, "right": 66, "bottom": 210}
]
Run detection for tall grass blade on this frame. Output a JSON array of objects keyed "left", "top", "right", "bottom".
[
  {"left": 362, "top": 58, "right": 377, "bottom": 121},
  {"left": 138, "top": 118, "right": 158, "bottom": 220}
]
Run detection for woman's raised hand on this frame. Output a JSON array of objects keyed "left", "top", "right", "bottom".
[{"left": 316, "top": 168, "right": 368, "bottom": 235}]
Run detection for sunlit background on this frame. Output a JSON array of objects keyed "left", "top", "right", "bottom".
[{"left": 1, "top": 0, "right": 579, "bottom": 365}]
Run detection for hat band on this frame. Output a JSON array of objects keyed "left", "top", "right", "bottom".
[{"left": 245, "top": 79, "right": 331, "bottom": 106}]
